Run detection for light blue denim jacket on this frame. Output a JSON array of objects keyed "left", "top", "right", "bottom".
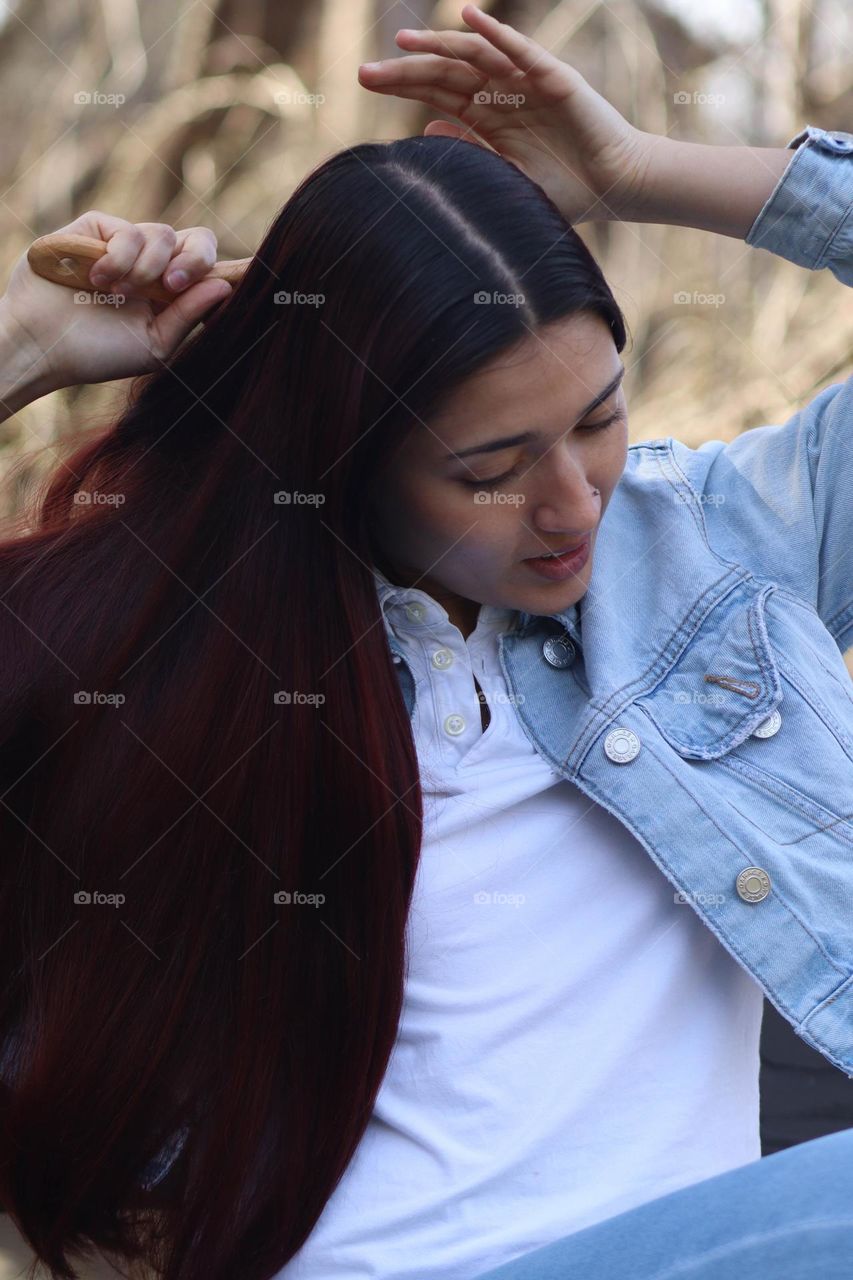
[
  {"left": 136, "top": 124, "right": 853, "bottom": 1193},
  {"left": 387, "top": 125, "right": 853, "bottom": 1080}
]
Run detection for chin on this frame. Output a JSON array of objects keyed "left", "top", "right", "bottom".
[
  {"left": 523, "top": 564, "right": 592, "bottom": 607},
  {"left": 503, "top": 579, "right": 587, "bottom": 620}
]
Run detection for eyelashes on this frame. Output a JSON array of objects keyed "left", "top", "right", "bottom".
[
  {"left": 460, "top": 408, "right": 625, "bottom": 490},
  {"left": 461, "top": 465, "right": 523, "bottom": 491}
]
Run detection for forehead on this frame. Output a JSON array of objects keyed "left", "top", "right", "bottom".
[{"left": 423, "top": 313, "right": 619, "bottom": 452}]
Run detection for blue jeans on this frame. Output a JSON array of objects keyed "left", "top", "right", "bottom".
[{"left": 472, "top": 1127, "right": 853, "bottom": 1279}]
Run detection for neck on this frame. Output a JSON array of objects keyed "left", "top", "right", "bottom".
[{"left": 372, "top": 554, "right": 481, "bottom": 640}]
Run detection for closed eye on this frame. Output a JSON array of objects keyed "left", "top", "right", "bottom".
[{"left": 459, "top": 408, "right": 625, "bottom": 490}]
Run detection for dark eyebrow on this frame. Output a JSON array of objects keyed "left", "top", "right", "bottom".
[{"left": 444, "top": 363, "right": 626, "bottom": 461}]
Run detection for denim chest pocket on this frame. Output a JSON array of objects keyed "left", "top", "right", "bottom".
[{"left": 636, "top": 582, "right": 853, "bottom": 849}]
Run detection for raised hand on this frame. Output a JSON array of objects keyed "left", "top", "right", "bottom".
[{"left": 358, "top": 2, "right": 654, "bottom": 226}]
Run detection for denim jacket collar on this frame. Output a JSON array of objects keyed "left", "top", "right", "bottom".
[{"left": 379, "top": 438, "right": 781, "bottom": 757}]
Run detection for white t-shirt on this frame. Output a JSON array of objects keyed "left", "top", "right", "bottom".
[{"left": 281, "top": 570, "right": 764, "bottom": 1280}]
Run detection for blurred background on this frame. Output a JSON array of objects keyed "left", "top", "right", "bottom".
[{"left": 0, "top": 0, "right": 851, "bottom": 1274}]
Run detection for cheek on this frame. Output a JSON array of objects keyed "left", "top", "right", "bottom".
[
  {"left": 406, "top": 479, "right": 470, "bottom": 529},
  {"left": 374, "top": 479, "right": 464, "bottom": 558},
  {"left": 457, "top": 497, "right": 524, "bottom": 574},
  {"left": 600, "top": 425, "right": 629, "bottom": 495},
  {"left": 412, "top": 483, "right": 516, "bottom": 563}
]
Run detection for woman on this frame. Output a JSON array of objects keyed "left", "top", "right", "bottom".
[{"left": 0, "top": 6, "right": 852, "bottom": 1279}]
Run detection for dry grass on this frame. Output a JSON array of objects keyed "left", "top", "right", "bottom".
[{"left": 1, "top": 0, "right": 851, "bottom": 492}]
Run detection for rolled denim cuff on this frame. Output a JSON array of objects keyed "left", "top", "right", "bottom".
[{"left": 744, "top": 125, "right": 853, "bottom": 285}]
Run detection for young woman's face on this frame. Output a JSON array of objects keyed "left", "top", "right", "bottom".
[{"left": 368, "top": 312, "right": 628, "bottom": 638}]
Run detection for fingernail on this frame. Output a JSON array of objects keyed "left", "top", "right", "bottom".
[
  {"left": 361, "top": 61, "right": 383, "bottom": 70},
  {"left": 166, "top": 269, "right": 189, "bottom": 290}
]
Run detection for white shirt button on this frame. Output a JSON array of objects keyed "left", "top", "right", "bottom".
[
  {"left": 444, "top": 713, "right": 466, "bottom": 736},
  {"left": 735, "top": 866, "right": 771, "bottom": 903},
  {"left": 752, "top": 709, "right": 782, "bottom": 738},
  {"left": 604, "top": 727, "right": 641, "bottom": 763},
  {"left": 405, "top": 602, "right": 426, "bottom": 622},
  {"left": 432, "top": 647, "right": 454, "bottom": 669}
]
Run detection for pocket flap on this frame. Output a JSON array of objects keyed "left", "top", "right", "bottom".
[{"left": 638, "top": 583, "right": 783, "bottom": 759}]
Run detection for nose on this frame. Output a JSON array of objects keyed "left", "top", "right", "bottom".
[{"left": 531, "top": 456, "right": 601, "bottom": 536}]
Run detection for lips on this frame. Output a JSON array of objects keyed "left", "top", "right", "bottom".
[
  {"left": 523, "top": 535, "right": 592, "bottom": 580},
  {"left": 526, "top": 536, "right": 590, "bottom": 560}
]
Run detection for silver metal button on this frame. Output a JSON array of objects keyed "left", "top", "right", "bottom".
[
  {"left": 392, "top": 654, "right": 402, "bottom": 664},
  {"left": 444, "top": 713, "right": 466, "bottom": 736},
  {"left": 736, "top": 866, "right": 771, "bottom": 903},
  {"left": 405, "top": 602, "right": 425, "bottom": 622},
  {"left": 752, "top": 709, "right": 782, "bottom": 738},
  {"left": 432, "top": 648, "right": 454, "bottom": 670},
  {"left": 543, "top": 634, "right": 576, "bottom": 668},
  {"left": 603, "top": 727, "right": 641, "bottom": 763}
]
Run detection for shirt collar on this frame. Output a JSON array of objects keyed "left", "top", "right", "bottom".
[{"left": 370, "top": 563, "right": 578, "bottom": 644}]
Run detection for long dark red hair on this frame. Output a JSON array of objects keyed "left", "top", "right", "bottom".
[{"left": 0, "top": 136, "right": 627, "bottom": 1278}]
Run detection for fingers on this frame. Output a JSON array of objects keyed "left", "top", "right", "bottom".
[
  {"left": 115, "top": 223, "right": 178, "bottom": 291},
  {"left": 56, "top": 211, "right": 220, "bottom": 297},
  {"left": 76, "top": 212, "right": 147, "bottom": 288},
  {"left": 405, "top": 6, "right": 562, "bottom": 84},
  {"left": 392, "top": 29, "right": 516, "bottom": 80},
  {"left": 147, "top": 276, "right": 233, "bottom": 354},
  {"left": 162, "top": 226, "right": 219, "bottom": 292},
  {"left": 360, "top": 76, "right": 471, "bottom": 117},
  {"left": 359, "top": 50, "right": 487, "bottom": 98},
  {"left": 458, "top": 3, "right": 546, "bottom": 76},
  {"left": 359, "top": 10, "right": 564, "bottom": 111}
]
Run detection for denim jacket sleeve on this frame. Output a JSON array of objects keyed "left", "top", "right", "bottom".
[
  {"left": 672, "top": 125, "right": 853, "bottom": 652},
  {"left": 744, "top": 123, "right": 853, "bottom": 285}
]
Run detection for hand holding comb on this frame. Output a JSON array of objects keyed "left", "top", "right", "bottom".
[{"left": 26, "top": 232, "right": 252, "bottom": 303}]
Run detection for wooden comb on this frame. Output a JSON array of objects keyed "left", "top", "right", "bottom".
[{"left": 26, "top": 232, "right": 252, "bottom": 304}]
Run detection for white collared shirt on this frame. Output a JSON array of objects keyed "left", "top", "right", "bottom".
[
  {"left": 372, "top": 563, "right": 525, "bottom": 770},
  {"left": 282, "top": 566, "right": 764, "bottom": 1280}
]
